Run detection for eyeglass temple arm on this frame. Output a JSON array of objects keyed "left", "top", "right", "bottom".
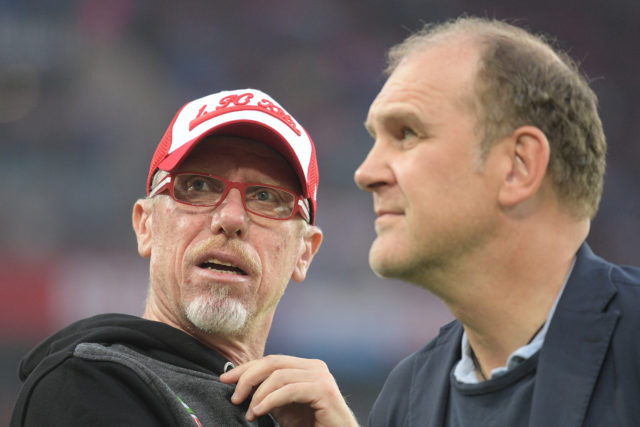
[
  {"left": 149, "top": 175, "right": 172, "bottom": 198},
  {"left": 298, "top": 199, "right": 311, "bottom": 223}
]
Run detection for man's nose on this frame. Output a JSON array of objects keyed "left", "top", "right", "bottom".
[
  {"left": 354, "top": 142, "right": 393, "bottom": 191},
  {"left": 210, "top": 188, "right": 248, "bottom": 238}
]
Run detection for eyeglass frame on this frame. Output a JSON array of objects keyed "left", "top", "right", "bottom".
[{"left": 148, "top": 171, "right": 311, "bottom": 223}]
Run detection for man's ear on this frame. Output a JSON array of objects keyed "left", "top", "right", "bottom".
[
  {"left": 292, "top": 225, "right": 323, "bottom": 282},
  {"left": 498, "top": 126, "right": 550, "bottom": 209},
  {"left": 132, "top": 199, "right": 153, "bottom": 258}
]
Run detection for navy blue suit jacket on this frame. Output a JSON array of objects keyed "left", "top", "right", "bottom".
[{"left": 368, "top": 243, "right": 640, "bottom": 426}]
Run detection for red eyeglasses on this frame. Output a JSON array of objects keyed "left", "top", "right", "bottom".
[{"left": 149, "top": 172, "right": 310, "bottom": 222}]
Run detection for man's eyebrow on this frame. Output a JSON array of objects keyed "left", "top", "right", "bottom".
[{"left": 366, "top": 106, "right": 425, "bottom": 133}]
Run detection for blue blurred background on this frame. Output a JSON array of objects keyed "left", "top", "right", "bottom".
[{"left": 2, "top": 0, "right": 639, "bottom": 423}]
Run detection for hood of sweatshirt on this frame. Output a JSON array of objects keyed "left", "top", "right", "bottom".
[{"left": 18, "top": 313, "right": 231, "bottom": 381}]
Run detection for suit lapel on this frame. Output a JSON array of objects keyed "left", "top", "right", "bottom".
[
  {"left": 530, "top": 244, "right": 619, "bottom": 427},
  {"left": 410, "top": 322, "right": 463, "bottom": 427}
]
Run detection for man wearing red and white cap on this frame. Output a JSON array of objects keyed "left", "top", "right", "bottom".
[{"left": 11, "top": 89, "right": 358, "bottom": 427}]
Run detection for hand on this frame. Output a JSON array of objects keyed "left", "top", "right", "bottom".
[{"left": 219, "top": 355, "right": 359, "bottom": 427}]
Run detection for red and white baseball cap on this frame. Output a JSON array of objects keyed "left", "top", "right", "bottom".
[{"left": 147, "top": 89, "right": 319, "bottom": 224}]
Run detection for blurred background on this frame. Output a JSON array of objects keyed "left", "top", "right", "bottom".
[{"left": 1, "top": 0, "right": 639, "bottom": 423}]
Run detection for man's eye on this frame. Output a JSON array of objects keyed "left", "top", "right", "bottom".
[
  {"left": 247, "top": 187, "right": 289, "bottom": 205},
  {"left": 255, "top": 189, "right": 275, "bottom": 201},
  {"left": 401, "top": 127, "right": 417, "bottom": 139},
  {"left": 189, "top": 179, "right": 210, "bottom": 192}
]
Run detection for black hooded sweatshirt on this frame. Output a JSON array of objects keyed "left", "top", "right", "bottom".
[{"left": 10, "top": 313, "right": 277, "bottom": 426}]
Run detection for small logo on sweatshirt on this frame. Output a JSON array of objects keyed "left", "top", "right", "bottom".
[{"left": 178, "top": 396, "right": 203, "bottom": 427}]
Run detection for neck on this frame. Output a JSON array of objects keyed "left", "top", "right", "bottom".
[
  {"left": 433, "top": 218, "right": 588, "bottom": 376},
  {"left": 142, "top": 300, "right": 270, "bottom": 366},
  {"left": 469, "top": 319, "right": 546, "bottom": 381},
  {"left": 187, "top": 327, "right": 266, "bottom": 366}
]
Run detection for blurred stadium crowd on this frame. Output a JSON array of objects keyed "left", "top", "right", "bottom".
[{"left": 1, "top": 0, "right": 639, "bottom": 423}]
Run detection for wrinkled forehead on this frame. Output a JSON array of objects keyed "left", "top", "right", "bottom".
[
  {"left": 178, "top": 135, "right": 301, "bottom": 190},
  {"left": 367, "top": 38, "right": 481, "bottom": 127}
]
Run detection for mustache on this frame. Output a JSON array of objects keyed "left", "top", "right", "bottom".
[{"left": 187, "top": 234, "right": 260, "bottom": 275}]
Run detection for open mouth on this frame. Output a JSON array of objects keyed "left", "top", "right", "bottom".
[{"left": 199, "top": 259, "right": 247, "bottom": 275}]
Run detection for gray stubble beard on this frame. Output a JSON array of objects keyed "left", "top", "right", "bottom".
[{"left": 185, "top": 287, "right": 249, "bottom": 336}]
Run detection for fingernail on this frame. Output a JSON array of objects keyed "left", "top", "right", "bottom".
[{"left": 245, "top": 409, "right": 253, "bottom": 420}]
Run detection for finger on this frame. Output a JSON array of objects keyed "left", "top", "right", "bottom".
[
  {"left": 227, "top": 356, "right": 325, "bottom": 403},
  {"left": 248, "top": 380, "right": 339, "bottom": 420},
  {"left": 247, "top": 382, "right": 310, "bottom": 421},
  {"left": 246, "top": 367, "right": 313, "bottom": 408},
  {"left": 219, "top": 361, "right": 252, "bottom": 384},
  {"left": 247, "top": 368, "right": 339, "bottom": 416},
  {"left": 221, "top": 355, "right": 305, "bottom": 384}
]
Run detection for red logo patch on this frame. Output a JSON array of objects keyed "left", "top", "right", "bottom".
[{"left": 189, "top": 92, "right": 301, "bottom": 136}]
